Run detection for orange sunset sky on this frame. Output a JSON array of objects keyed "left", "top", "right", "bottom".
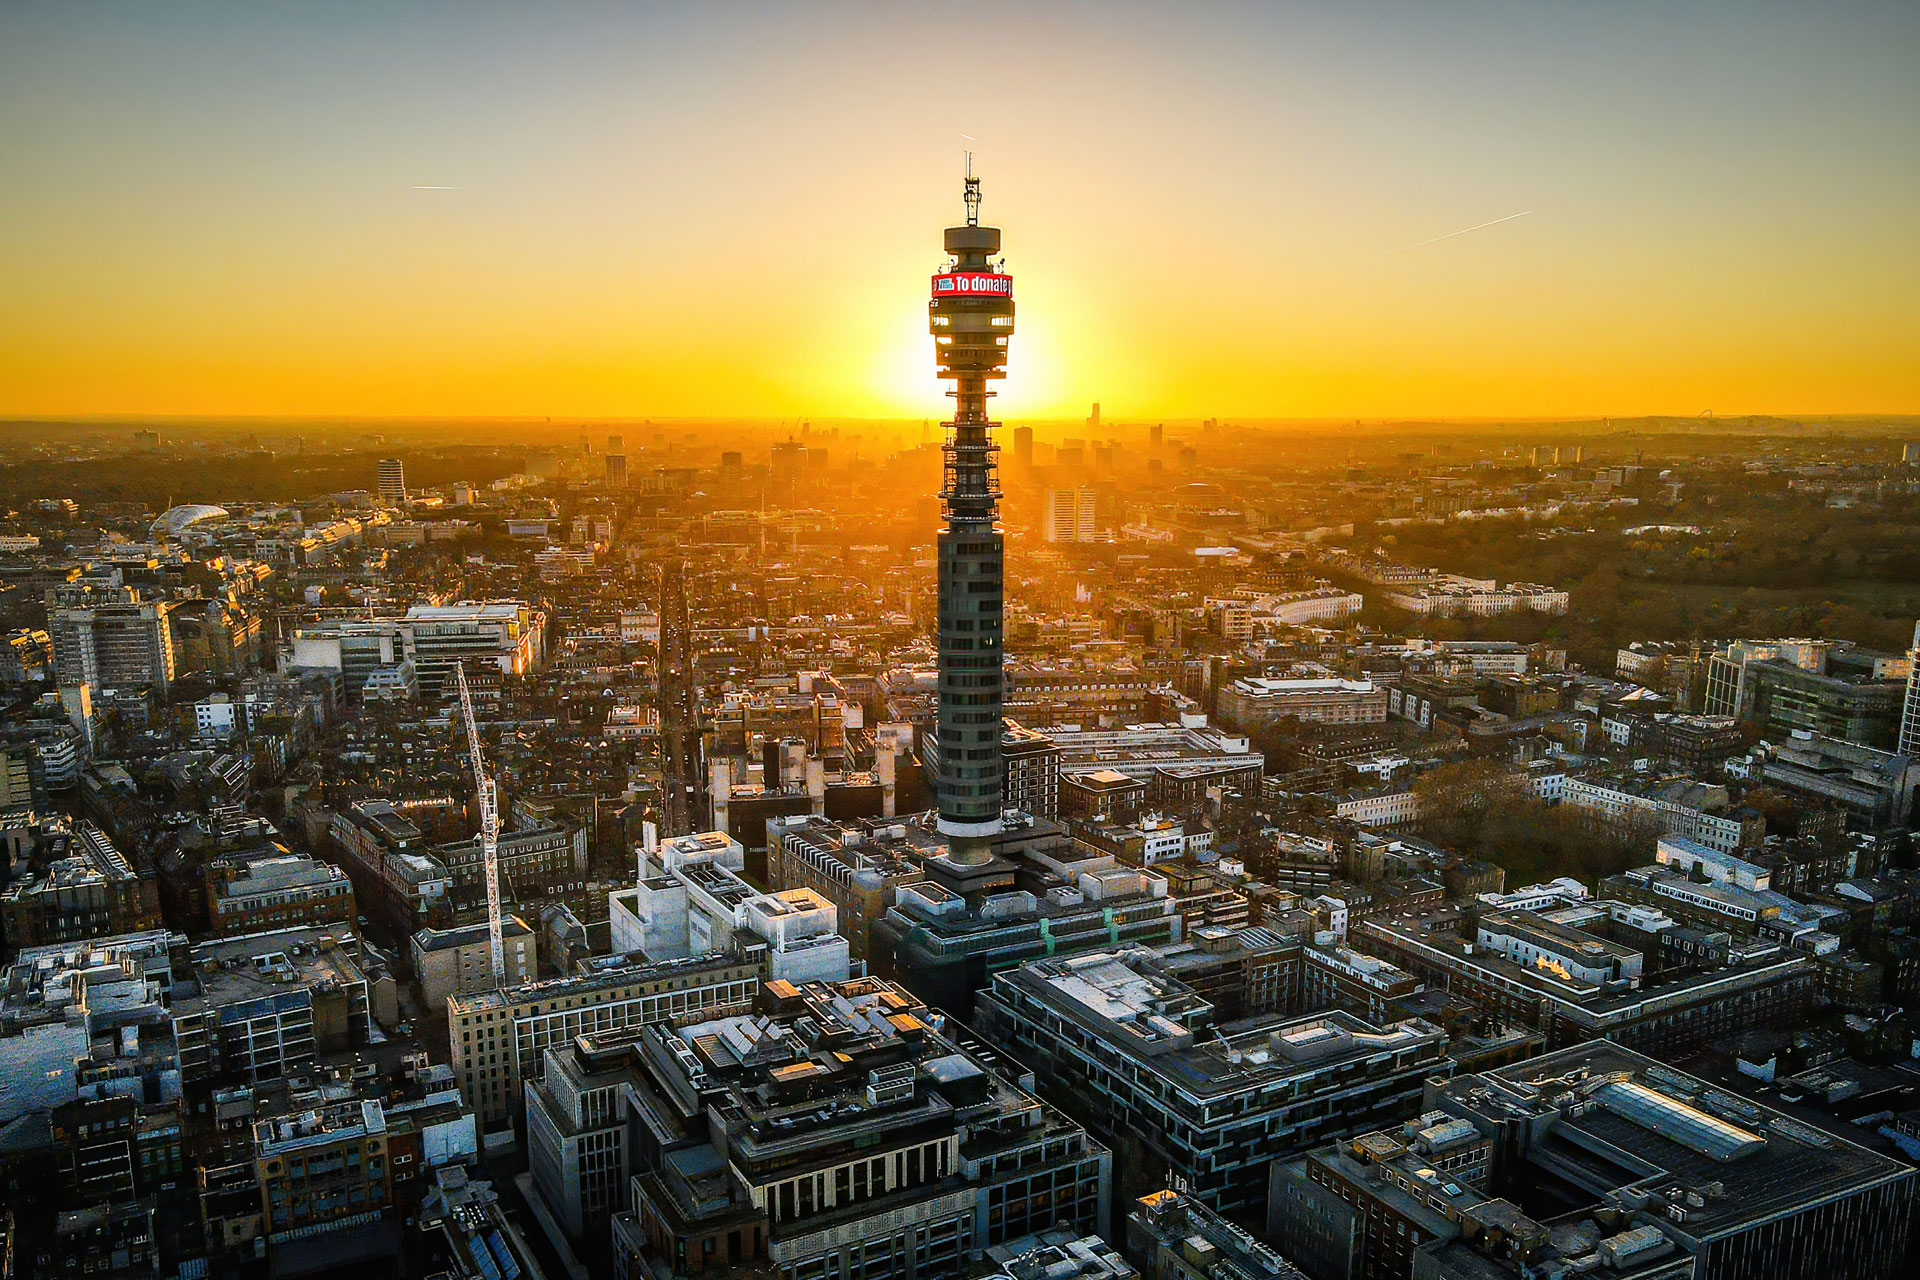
[{"left": 2, "top": 1, "right": 1916, "bottom": 422}]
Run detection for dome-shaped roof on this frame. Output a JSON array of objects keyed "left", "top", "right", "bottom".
[{"left": 150, "top": 504, "right": 229, "bottom": 539}]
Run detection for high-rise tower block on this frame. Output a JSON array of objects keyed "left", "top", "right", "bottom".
[{"left": 930, "top": 165, "right": 1015, "bottom": 862}]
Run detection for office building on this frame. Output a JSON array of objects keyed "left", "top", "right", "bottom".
[
  {"left": 377, "top": 457, "right": 407, "bottom": 504},
  {"left": 0, "top": 823, "right": 161, "bottom": 948},
  {"left": 1356, "top": 906, "right": 1812, "bottom": 1056},
  {"left": 50, "top": 600, "right": 177, "bottom": 693},
  {"left": 205, "top": 849, "right": 355, "bottom": 936},
  {"left": 446, "top": 952, "right": 762, "bottom": 1128},
  {"left": 607, "top": 453, "right": 628, "bottom": 487},
  {"left": 1129, "top": 1189, "right": 1307, "bottom": 1280},
  {"left": 172, "top": 925, "right": 380, "bottom": 1082},
  {"left": 1411, "top": 1042, "right": 1916, "bottom": 1280},
  {"left": 411, "top": 915, "right": 538, "bottom": 1012},
  {"left": 1217, "top": 678, "right": 1387, "bottom": 732},
  {"left": 1702, "top": 638, "right": 1908, "bottom": 748},
  {"left": 763, "top": 816, "right": 936, "bottom": 959},
  {"left": 1048, "top": 487, "right": 1100, "bottom": 543},
  {"left": 975, "top": 948, "right": 1450, "bottom": 1217},
  {"left": 1901, "top": 620, "right": 1920, "bottom": 756},
  {"left": 1002, "top": 722, "right": 1062, "bottom": 817},
  {"left": 401, "top": 600, "right": 546, "bottom": 695},
  {"left": 1274, "top": 1111, "right": 1495, "bottom": 1280},
  {"left": 605, "top": 975, "right": 1112, "bottom": 1280},
  {"left": 1741, "top": 732, "right": 1919, "bottom": 829},
  {"left": 419, "top": 1165, "right": 550, "bottom": 1280},
  {"left": 437, "top": 819, "right": 584, "bottom": 903},
  {"left": 872, "top": 868, "right": 1185, "bottom": 1017},
  {"left": 610, "top": 828, "right": 853, "bottom": 982}
]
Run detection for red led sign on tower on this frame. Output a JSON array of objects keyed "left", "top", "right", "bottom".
[{"left": 931, "top": 272, "right": 1013, "bottom": 299}]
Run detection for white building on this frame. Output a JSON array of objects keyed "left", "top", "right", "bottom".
[
  {"left": 608, "top": 830, "right": 851, "bottom": 984},
  {"left": 194, "top": 693, "right": 239, "bottom": 742},
  {"left": 1046, "top": 487, "right": 1099, "bottom": 543}
]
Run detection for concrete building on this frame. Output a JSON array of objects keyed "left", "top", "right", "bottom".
[
  {"left": 206, "top": 850, "right": 356, "bottom": 936},
  {"left": 1741, "top": 732, "right": 1920, "bottom": 829},
  {"left": 1411, "top": 1042, "right": 1915, "bottom": 1280},
  {"left": 172, "top": 925, "right": 381, "bottom": 1083},
  {"left": 764, "top": 815, "right": 934, "bottom": 959},
  {"left": 1356, "top": 908, "right": 1811, "bottom": 1057},
  {"left": 377, "top": 457, "right": 407, "bottom": 505},
  {"left": 400, "top": 600, "right": 547, "bottom": 695},
  {"left": 411, "top": 915, "right": 537, "bottom": 1012},
  {"left": 0, "top": 822, "right": 161, "bottom": 949},
  {"left": 975, "top": 948, "right": 1450, "bottom": 1218},
  {"left": 606, "top": 975, "right": 1112, "bottom": 1280},
  {"left": 50, "top": 600, "right": 177, "bottom": 693},
  {"left": 609, "top": 828, "right": 853, "bottom": 984},
  {"left": 1047, "top": 487, "right": 1100, "bottom": 543},
  {"left": 446, "top": 952, "right": 762, "bottom": 1128},
  {"left": 1128, "top": 1189, "right": 1307, "bottom": 1280},
  {"left": 1218, "top": 678, "right": 1387, "bottom": 732}
]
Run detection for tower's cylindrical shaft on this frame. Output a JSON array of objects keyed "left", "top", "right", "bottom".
[{"left": 931, "top": 177, "right": 1015, "bottom": 863}]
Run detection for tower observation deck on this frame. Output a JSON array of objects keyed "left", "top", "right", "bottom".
[{"left": 931, "top": 166, "right": 1015, "bottom": 862}]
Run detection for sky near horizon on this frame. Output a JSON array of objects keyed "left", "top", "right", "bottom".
[{"left": 2, "top": 1, "right": 1916, "bottom": 422}]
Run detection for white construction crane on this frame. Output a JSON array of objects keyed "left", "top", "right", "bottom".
[{"left": 453, "top": 662, "right": 505, "bottom": 986}]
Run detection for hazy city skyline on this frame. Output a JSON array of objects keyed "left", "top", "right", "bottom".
[{"left": 3, "top": 0, "right": 1917, "bottom": 420}]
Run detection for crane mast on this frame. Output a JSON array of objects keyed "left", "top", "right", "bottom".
[{"left": 454, "top": 662, "right": 505, "bottom": 985}]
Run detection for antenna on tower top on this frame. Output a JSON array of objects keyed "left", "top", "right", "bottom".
[{"left": 963, "top": 154, "right": 980, "bottom": 227}]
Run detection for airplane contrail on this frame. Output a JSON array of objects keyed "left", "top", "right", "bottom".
[{"left": 1394, "top": 209, "right": 1532, "bottom": 252}]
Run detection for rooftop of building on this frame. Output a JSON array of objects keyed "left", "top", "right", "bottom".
[
  {"left": 1438, "top": 1041, "right": 1914, "bottom": 1243},
  {"left": 1359, "top": 908, "right": 1808, "bottom": 1019},
  {"left": 1130, "top": 1190, "right": 1308, "bottom": 1279},
  {"left": 411, "top": 916, "right": 535, "bottom": 953},
  {"left": 175, "top": 925, "right": 371, "bottom": 1012},
  {"left": 995, "top": 948, "right": 1445, "bottom": 1098},
  {"left": 213, "top": 851, "right": 349, "bottom": 900},
  {"left": 446, "top": 949, "right": 757, "bottom": 1015},
  {"left": 254, "top": 1096, "right": 385, "bottom": 1155}
]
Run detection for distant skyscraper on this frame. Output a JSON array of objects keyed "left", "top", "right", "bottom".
[
  {"left": 1012, "top": 425, "right": 1034, "bottom": 468},
  {"left": 605, "top": 454, "right": 628, "bottom": 487},
  {"left": 770, "top": 439, "right": 805, "bottom": 505},
  {"left": 1903, "top": 442, "right": 1920, "bottom": 467},
  {"left": 930, "top": 166, "right": 1015, "bottom": 863},
  {"left": 1088, "top": 402, "right": 1100, "bottom": 429},
  {"left": 1901, "top": 621, "right": 1920, "bottom": 757},
  {"left": 377, "top": 458, "right": 407, "bottom": 505},
  {"left": 608, "top": 434, "right": 624, "bottom": 453},
  {"left": 1150, "top": 423, "right": 1163, "bottom": 450},
  {"left": 1045, "top": 488, "right": 1097, "bottom": 543}
]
